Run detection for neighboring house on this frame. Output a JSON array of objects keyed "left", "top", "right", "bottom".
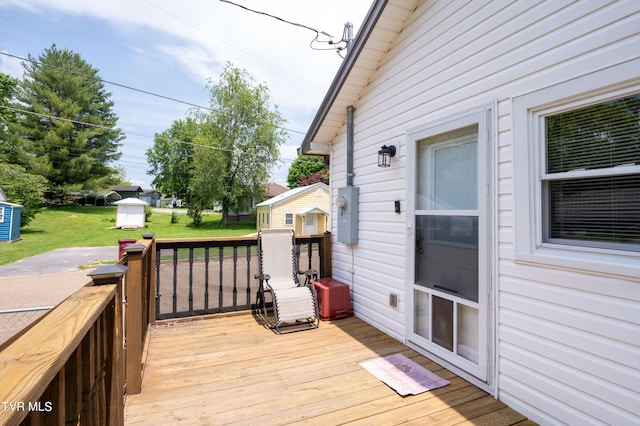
[
  {"left": 265, "top": 182, "right": 288, "bottom": 198},
  {"left": 109, "top": 185, "right": 143, "bottom": 199},
  {"left": 140, "top": 189, "right": 162, "bottom": 208},
  {"left": 256, "top": 182, "right": 329, "bottom": 234},
  {"left": 299, "top": 1, "right": 639, "bottom": 425}
]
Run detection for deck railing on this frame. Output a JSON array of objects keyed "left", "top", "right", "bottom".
[
  {"left": 0, "top": 232, "right": 331, "bottom": 425},
  {"left": 154, "top": 233, "right": 332, "bottom": 319},
  {"left": 0, "top": 237, "right": 155, "bottom": 425}
]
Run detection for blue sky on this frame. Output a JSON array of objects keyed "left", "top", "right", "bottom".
[{"left": 0, "top": 0, "right": 372, "bottom": 188}]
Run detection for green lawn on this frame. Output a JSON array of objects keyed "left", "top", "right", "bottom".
[{"left": 0, "top": 205, "right": 256, "bottom": 266}]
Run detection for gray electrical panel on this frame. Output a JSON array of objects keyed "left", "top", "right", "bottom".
[{"left": 336, "top": 186, "right": 359, "bottom": 244}]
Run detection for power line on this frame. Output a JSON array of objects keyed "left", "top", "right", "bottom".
[
  {"left": 0, "top": 50, "right": 306, "bottom": 136},
  {"left": 218, "top": 0, "right": 349, "bottom": 54},
  {"left": 219, "top": 0, "right": 319, "bottom": 34},
  {"left": 0, "top": 104, "right": 233, "bottom": 153},
  {"left": 0, "top": 105, "right": 299, "bottom": 164},
  {"left": 140, "top": 0, "right": 326, "bottom": 93}
]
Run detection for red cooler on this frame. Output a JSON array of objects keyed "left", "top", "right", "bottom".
[{"left": 313, "top": 278, "right": 353, "bottom": 321}]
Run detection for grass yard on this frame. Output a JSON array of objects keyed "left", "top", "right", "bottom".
[{"left": 0, "top": 205, "right": 256, "bottom": 266}]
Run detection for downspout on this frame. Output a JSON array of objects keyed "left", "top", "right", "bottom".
[{"left": 347, "top": 105, "right": 355, "bottom": 186}]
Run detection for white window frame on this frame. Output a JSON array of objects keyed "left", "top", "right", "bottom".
[
  {"left": 0, "top": 206, "right": 4, "bottom": 223},
  {"left": 513, "top": 61, "right": 640, "bottom": 278},
  {"left": 284, "top": 212, "right": 294, "bottom": 226}
]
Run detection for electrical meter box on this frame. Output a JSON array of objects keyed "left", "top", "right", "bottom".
[{"left": 336, "top": 186, "right": 359, "bottom": 244}]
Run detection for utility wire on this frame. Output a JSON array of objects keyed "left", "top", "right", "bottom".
[
  {"left": 0, "top": 51, "right": 209, "bottom": 112},
  {"left": 140, "top": 0, "right": 325, "bottom": 93},
  {"left": 218, "top": 0, "right": 348, "bottom": 54},
  {"left": 0, "top": 104, "right": 234, "bottom": 153},
  {"left": 0, "top": 51, "right": 306, "bottom": 136},
  {"left": 0, "top": 105, "right": 298, "bottom": 166},
  {"left": 219, "top": 0, "right": 319, "bottom": 34}
]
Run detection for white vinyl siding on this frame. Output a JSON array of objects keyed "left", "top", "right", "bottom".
[{"left": 326, "top": 0, "right": 639, "bottom": 424}]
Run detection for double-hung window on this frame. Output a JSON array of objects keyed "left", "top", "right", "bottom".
[
  {"left": 542, "top": 94, "right": 640, "bottom": 251},
  {"left": 513, "top": 63, "right": 639, "bottom": 277}
]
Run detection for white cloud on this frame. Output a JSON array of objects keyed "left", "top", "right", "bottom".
[{"left": 0, "top": 51, "right": 25, "bottom": 78}]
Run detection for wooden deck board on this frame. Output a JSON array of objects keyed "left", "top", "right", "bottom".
[{"left": 124, "top": 314, "right": 532, "bottom": 425}]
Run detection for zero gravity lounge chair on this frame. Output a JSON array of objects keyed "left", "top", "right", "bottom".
[{"left": 254, "top": 229, "right": 320, "bottom": 334}]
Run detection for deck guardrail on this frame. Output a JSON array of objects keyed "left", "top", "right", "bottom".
[
  {"left": 0, "top": 237, "right": 156, "bottom": 425},
  {"left": 154, "top": 233, "right": 331, "bottom": 319}
]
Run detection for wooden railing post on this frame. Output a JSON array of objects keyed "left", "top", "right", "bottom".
[
  {"left": 321, "top": 231, "right": 333, "bottom": 278},
  {"left": 88, "top": 264, "right": 127, "bottom": 426},
  {"left": 142, "top": 232, "right": 157, "bottom": 325},
  {"left": 124, "top": 243, "right": 145, "bottom": 395}
]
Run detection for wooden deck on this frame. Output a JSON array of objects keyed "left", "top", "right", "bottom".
[{"left": 124, "top": 314, "right": 534, "bottom": 425}]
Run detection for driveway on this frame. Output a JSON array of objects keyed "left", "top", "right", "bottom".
[
  {"left": 0, "top": 246, "right": 119, "bottom": 344},
  {"left": 0, "top": 246, "right": 117, "bottom": 277}
]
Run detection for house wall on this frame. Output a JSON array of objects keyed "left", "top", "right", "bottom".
[
  {"left": 256, "top": 206, "right": 270, "bottom": 230},
  {"left": 328, "top": 1, "right": 639, "bottom": 424}
]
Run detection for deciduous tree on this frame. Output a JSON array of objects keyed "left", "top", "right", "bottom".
[
  {"left": 0, "top": 163, "right": 48, "bottom": 226},
  {"left": 146, "top": 117, "right": 196, "bottom": 200},
  {"left": 189, "top": 63, "right": 286, "bottom": 227}
]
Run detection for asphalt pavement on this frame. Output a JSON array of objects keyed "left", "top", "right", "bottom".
[{"left": 0, "top": 246, "right": 118, "bottom": 310}]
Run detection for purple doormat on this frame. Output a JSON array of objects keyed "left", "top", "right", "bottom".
[{"left": 360, "top": 353, "right": 450, "bottom": 396}]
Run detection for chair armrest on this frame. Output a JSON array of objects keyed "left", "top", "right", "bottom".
[{"left": 254, "top": 273, "right": 271, "bottom": 281}]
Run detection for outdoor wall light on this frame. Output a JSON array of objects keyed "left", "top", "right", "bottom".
[{"left": 378, "top": 144, "right": 396, "bottom": 167}]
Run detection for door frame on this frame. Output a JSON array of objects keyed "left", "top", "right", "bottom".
[{"left": 404, "top": 106, "right": 496, "bottom": 390}]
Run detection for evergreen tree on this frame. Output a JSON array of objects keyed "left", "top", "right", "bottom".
[
  {"left": 0, "top": 72, "right": 18, "bottom": 161},
  {"left": 6, "top": 45, "right": 124, "bottom": 192}
]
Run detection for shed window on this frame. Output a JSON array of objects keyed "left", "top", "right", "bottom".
[
  {"left": 543, "top": 94, "right": 640, "bottom": 251},
  {"left": 0, "top": 206, "right": 4, "bottom": 223}
]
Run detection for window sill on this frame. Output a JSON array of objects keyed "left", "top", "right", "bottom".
[{"left": 514, "top": 245, "right": 640, "bottom": 281}]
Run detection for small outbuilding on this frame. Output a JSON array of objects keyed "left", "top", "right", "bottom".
[
  {"left": 256, "top": 182, "right": 329, "bottom": 234},
  {"left": 114, "top": 197, "right": 148, "bottom": 229},
  {"left": 0, "top": 200, "right": 22, "bottom": 243}
]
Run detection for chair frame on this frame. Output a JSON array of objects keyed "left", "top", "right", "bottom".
[{"left": 254, "top": 229, "right": 320, "bottom": 334}]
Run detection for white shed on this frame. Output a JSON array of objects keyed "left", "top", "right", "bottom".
[{"left": 114, "top": 198, "right": 148, "bottom": 228}]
